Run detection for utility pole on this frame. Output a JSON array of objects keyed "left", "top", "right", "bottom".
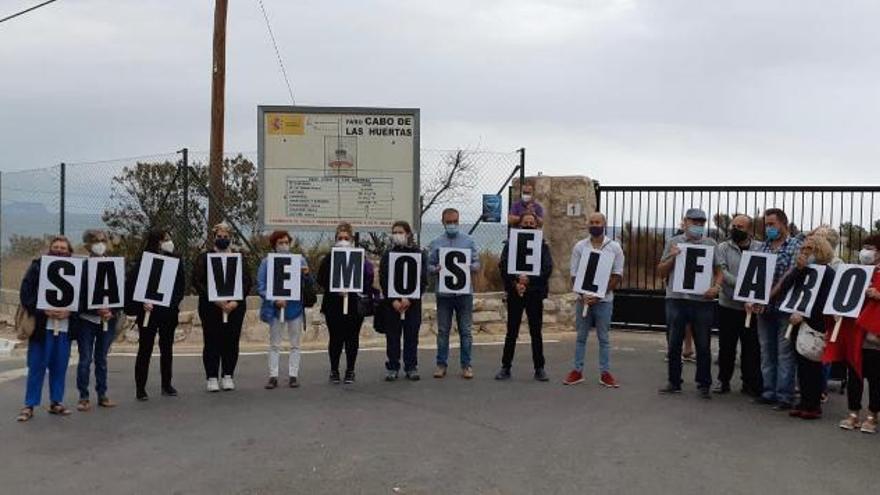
[{"left": 208, "top": 0, "right": 228, "bottom": 228}]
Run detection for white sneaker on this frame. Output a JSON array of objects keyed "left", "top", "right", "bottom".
[
  {"left": 221, "top": 375, "right": 235, "bottom": 391},
  {"left": 206, "top": 378, "right": 220, "bottom": 392}
]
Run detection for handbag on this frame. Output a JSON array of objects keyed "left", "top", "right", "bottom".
[
  {"left": 795, "top": 322, "right": 826, "bottom": 362},
  {"left": 15, "top": 305, "right": 36, "bottom": 341},
  {"left": 357, "top": 288, "right": 379, "bottom": 318},
  {"left": 302, "top": 277, "right": 318, "bottom": 308}
]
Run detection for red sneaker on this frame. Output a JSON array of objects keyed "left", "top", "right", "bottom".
[
  {"left": 599, "top": 371, "right": 620, "bottom": 388},
  {"left": 563, "top": 370, "right": 584, "bottom": 385}
]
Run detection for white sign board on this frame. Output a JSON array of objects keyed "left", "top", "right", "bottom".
[
  {"left": 86, "top": 257, "right": 125, "bottom": 310},
  {"left": 330, "top": 248, "right": 365, "bottom": 293},
  {"left": 733, "top": 252, "right": 777, "bottom": 305},
  {"left": 823, "top": 264, "right": 875, "bottom": 319},
  {"left": 672, "top": 244, "right": 715, "bottom": 295},
  {"left": 388, "top": 252, "right": 422, "bottom": 299},
  {"left": 207, "top": 253, "right": 244, "bottom": 302},
  {"left": 438, "top": 248, "right": 472, "bottom": 295},
  {"left": 266, "top": 254, "right": 302, "bottom": 301},
  {"left": 507, "top": 229, "right": 543, "bottom": 276},
  {"left": 133, "top": 252, "right": 180, "bottom": 307},
  {"left": 779, "top": 264, "right": 828, "bottom": 316},
  {"left": 572, "top": 249, "right": 614, "bottom": 298},
  {"left": 37, "top": 256, "right": 83, "bottom": 311},
  {"left": 259, "top": 106, "right": 419, "bottom": 231}
]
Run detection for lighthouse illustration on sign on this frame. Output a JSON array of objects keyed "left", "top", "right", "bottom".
[{"left": 325, "top": 135, "right": 358, "bottom": 178}]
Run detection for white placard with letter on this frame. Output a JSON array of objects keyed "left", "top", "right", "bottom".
[
  {"left": 672, "top": 244, "right": 715, "bottom": 295},
  {"left": 506, "top": 229, "right": 543, "bottom": 276},
  {"left": 438, "top": 248, "right": 472, "bottom": 295}
]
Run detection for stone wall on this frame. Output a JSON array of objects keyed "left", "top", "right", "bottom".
[{"left": 0, "top": 289, "right": 581, "bottom": 345}]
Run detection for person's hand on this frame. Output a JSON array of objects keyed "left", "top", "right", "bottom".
[
  {"left": 274, "top": 300, "right": 287, "bottom": 309},
  {"left": 585, "top": 295, "right": 600, "bottom": 306},
  {"left": 704, "top": 285, "right": 720, "bottom": 300},
  {"left": 225, "top": 301, "right": 239, "bottom": 313},
  {"left": 301, "top": 266, "right": 310, "bottom": 275},
  {"left": 49, "top": 309, "right": 71, "bottom": 319},
  {"left": 143, "top": 303, "right": 154, "bottom": 312},
  {"left": 215, "top": 301, "right": 226, "bottom": 310},
  {"left": 517, "top": 275, "right": 530, "bottom": 286},
  {"left": 789, "top": 313, "right": 804, "bottom": 325},
  {"left": 516, "top": 283, "right": 527, "bottom": 297},
  {"left": 867, "top": 287, "right": 880, "bottom": 300},
  {"left": 400, "top": 299, "right": 412, "bottom": 313},
  {"left": 97, "top": 308, "right": 112, "bottom": 320},
  {"left": 392, "top": 300, "right": 402, "bottom": 312},
  {"left": 668, "top": 245, "right": 681, "bottom": 258},
  {"left": 796, "top": 253, "right": 808, "bottom": 269}
]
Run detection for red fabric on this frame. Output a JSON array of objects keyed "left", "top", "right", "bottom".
[{"left": 822, "top": 268, "right": 880, "bottom": 377}]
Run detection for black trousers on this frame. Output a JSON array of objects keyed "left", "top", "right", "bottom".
[
  {"left": 200, "top": 305, "right": 245, "bottom": 379},
  {"left": 796, "top": 352, "right": 825, "bottom": 411},
  {"left": 326, "top": 312, "right": 363, "bottom": 372},
  {"left": 384, "top": 305, "right": 421, "bottom": 372},
  {"left": 501, "top": 294, "right": 545, "bottom": 370},
  {"left": 135, "top": 322, "right": 175, "bottom": 391},
  {"left": 717, "top": 305, "right": 763, "bottom": 393},
  {"left": 847, "top": 349, "right": 880, "bottom": 413}
]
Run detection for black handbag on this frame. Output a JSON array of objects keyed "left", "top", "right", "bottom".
[{"left": 357, "top": 288, "right": 379, "bottom": 317}]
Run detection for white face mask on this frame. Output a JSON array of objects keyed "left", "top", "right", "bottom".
[
  {"left": 160, "top": 240, "right": 175, "bottom": 254},
  {"left": 336, "top": 239, "right": 351, "bottom": 248},
  {"left": 276, "top": 244, "right": 291, "bottom": 253},
  {"left": 391, "top": 233, "right": 407, "bottom": 246},
  {"left": 859, "top": 248, "right": 877, "bottom": 265},
  {"left": 90, "top": 242, "right": 107, "bottom": 256},
  {"left": 522, "top": 194, "right": 533, "bottom": 202}
]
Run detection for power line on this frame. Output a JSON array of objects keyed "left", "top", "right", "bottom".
[
  {"left": 255, "top": 0, "right": 296, "bottom": 105},
  {"left": 0, "top": 0, "right": 59, "bottom": 25}
]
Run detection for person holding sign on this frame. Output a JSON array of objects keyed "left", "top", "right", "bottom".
[
  {"left": 714, "top": 215, "right": 763, "bottom": 396},
  {"left": 427, "top": 208, "right": 480, "bottom": 380},
  {"left": 747, "top": 208, "right": 804, "bottom": 409},
  {"left": 494, "top": 213, "right": 554, "bottom": 381},
  {"left": 16, "top": 236, "right": 79, "bottom": 422},
  {"left": 508, "top": 180, "right": 544, "bottom": 228},
  {"left": 824, "top": 236, "right": 880, "bottom": 433},
  {"left": 317, "top": 222, "right": 375, "bottom": 385},
  {"left": 126, "top": 229, "right": 185, "bottom": 401},
  {"left": 378, "top": 221, "right": 427, "bottom": 381},
  {"left": 192, "top": 223, "right": 253, "bottom": 392},
  {"left": 73, "top": 229, "right": 121, "bottom": 411},
  {"left": 257, "top": 230, "right": 313, "bottom": 389},
  {"left": 772, "top": 236, "right": 835, "bottom": 419},
  {"left": 563, "top": 212, "right": 624, "bottom": 387},
  {"left": 656, "top": 209, "right": 722, "bottom": 399}
]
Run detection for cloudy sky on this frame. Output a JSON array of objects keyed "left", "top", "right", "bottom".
[{"left": 1, "top": 0, "right": 877, "bottom": 184}]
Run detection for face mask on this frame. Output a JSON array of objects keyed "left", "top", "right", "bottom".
[
  {"left": 686, "top": 225, "right": 704, "bottom": 239},
  {"left": 391, "top": 233, "right": 408, "bottom": 246},
  {"left": 445, "top": 224, "right": 459, "bottom": 237},
  {"left": 90, "top": 242, "right": 107, "bottom": 256},
  {"left": 589, "top": 226, "right": 605, "bottom": 238},
  {"left": 160, "top": 240, "right": 175, "bottom": 254},
  {"left": 765, "top": 227, "right": 780, "bottom": 241},
  {"left": 522, "top": 194, "right": 533, "bottom": 203},
  {"left": 214, "top": 238, "right": 231, "bottom": 250},
  {"left": 806, "top": 255, "right": 817, "bottom": 265},
  {"left": 730, "top": 229, "right": 748, "bottom": 244},
  {"left": 336, "top": 240, "right": 351, "bottom": 248},
  {"left": 859, "top": 248, "right": 877, "bottom": 265},
  {"left": 276, "top": 244, "right": 290, "bottom": 253}
]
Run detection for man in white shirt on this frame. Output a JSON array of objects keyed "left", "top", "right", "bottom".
[{"left": 563, "top": 212, "right": 625, "bottom": 388}]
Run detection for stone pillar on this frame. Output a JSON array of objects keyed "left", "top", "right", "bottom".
[{"left": 514, "top": 175, "right": 597, "bottom": 294}]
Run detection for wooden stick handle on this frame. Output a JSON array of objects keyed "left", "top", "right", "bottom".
[
  {"left": 582, "top": 303, "right": 589, "bottom": 318},
  {"left": 400, "top": 311, "right": 406, "bottom": 320},
  {"left": 784, "top": 323, "right": 794, "bottom": 340},
  {"left": 279, "top": 308, "right": 285, "bottom": 323},
  {"left": 223, "top": 312, "right": 229, "bottom": 324},
  {"left": 343, "top": 294, "right": 349, "bottom": 315},
  {"left": 830, "top": 317, "right": 843, "bottom": 343},
  {"left": 143, "top": 310, "right": 151, "bottom": 328},
  {"left": 102, "top": 319, "right": 108, "bottom": 332},
  {"left": 52, "top": 318, "right": 59, "bottom": 336},
  {"left": 744, "top": 312, "right": 752, "bottom": 329}
]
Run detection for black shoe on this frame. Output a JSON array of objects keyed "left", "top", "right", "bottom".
[
  {"left": 753, "top": 396, "right": 776, "bottom": 405},
  {"left": 405, "top": 370, "right": 420, "bottom": 381},
  {"left": 161, "top": 385, "right": 178, "bottom": 397},
  {"left": 344, "top": 370, "right": 355, "bottom": 384},
  {"left": 699, "top": 387, "right": 712, "bottom": 400},
  {"left": 265, "top": 377, "right": 278, "bottom": 390},
  {"left": 773, "top": 402, "right": 793, "bottom": 411},
  {"left": 385, "top": 370, "right": 399, "bottom": 382},
  {"left": 534, "top": 368, "right": 549, "bottom": 382},
  {"left": 136, "top": 389, "right": 149, "bottom": 401},
  {"left": 495, "top": 368, "right": 512, "bottom": 380},
  {"left": 658, "top": 384, "right": 682, "bottom": 395},
  {"left": 330, "top": 371, "right": 341, "bottom": 385},
  {"left": 289, "top": 377, "right": 299, "bottom": 388},
  {"left": 712, "top": 383, "right": 730, "bottom": 394}
]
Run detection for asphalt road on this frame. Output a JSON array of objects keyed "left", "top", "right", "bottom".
[{"left": 0, "top": 332, "right": 876, "bottom": 495}]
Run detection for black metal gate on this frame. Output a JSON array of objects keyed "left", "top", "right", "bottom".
[{"left": 595, "top": 185, "right": 880, "bottom": 329}]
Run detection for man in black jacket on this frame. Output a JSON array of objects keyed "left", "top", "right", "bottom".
[{"left": 496, "top": 213, "right": 554, "bottom": 381}]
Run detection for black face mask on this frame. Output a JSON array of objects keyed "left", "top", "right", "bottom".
[
  {"left": 730, "top": 229, "right": 749, "bottom": 243},
  {"left": 215, "top": 238, "right": 231, "bottom": 250}
]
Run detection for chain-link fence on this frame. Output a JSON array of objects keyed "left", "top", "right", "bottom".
[{"left": 1, "top": 148, "right": 523, "bottom": 292}]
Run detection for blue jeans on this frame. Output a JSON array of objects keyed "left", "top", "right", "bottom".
[
  {"left": 76, "top": 319, "right": 115, "bottom": 400},
  {"left": 757, "top": 311, "right": 796, "bottom": 404},
  {"left": 573, "top": 300, "right": 613, "bottom": 373},
  {"left": 25, "top": 331, "right": 71, "bottom": 407},
  {"left": 435, "top": 295, "right": 473, "bottom": 368},
  {"left": 665, "top": 299, "right": 714, "bottom": 389}
]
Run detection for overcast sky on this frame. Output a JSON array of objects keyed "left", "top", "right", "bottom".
[{"left": 1, "top": 0, "right": 878, "bottom": 184}]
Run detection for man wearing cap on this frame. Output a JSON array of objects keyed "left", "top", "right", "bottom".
[{"left": 657, "top": 208, "right": 723, "bottom": 399}]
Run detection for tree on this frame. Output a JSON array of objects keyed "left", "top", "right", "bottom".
[
  {"left": 840, "top": 221, "right": 869, "bottom": 250},
  {"left": 419, "top": 149, "right": 477, "bottom": 218}
]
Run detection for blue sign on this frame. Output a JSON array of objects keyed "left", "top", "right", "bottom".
[{"left": 482, "top": 194, "right": 502, "bottom": 223}]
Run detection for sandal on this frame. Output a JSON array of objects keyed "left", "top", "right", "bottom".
[
  {"left": 97, "top": 397, "right": 116, "bottom": 408},
  {"left": 48, "top": 403, "right": 72, "bottom": 416},
  {"left": 77, "top": 399, "right": 91, "bottom": 412},
  {"left": 16, "top": 407, "right": 34, "bottom": 422}
]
